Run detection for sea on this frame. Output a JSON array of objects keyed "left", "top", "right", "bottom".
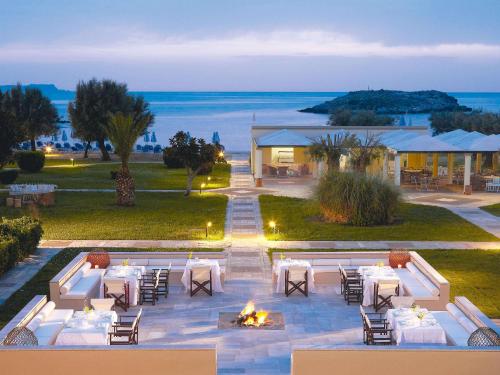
[{"left": 50, "top": 92, "right": 500, "bottom": 152}]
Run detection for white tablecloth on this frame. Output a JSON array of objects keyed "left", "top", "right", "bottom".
[
  {"left": 100, "top": 266, "right": 145, "bottom": 306},
  {"left": 273, "top": 259, "right": 315, "bottom": 293},
  {"left": 181, "top": 259, "right": 224, "bottom": 293},
  {"left": 55, "top": 310, "right": 118, "bottom": 346},
  {"left": 387, "top": 308, "right": 447, "bottom": 345},
  {"left": 358, "top": 266, "right": 402, "bottom": 306}
]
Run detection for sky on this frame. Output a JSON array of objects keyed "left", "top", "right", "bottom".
[{"left": 1, "top": 0, "right": 500, "bottom": 91}]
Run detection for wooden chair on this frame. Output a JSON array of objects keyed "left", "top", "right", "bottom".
[
  {"left": 360, "top": 306, "right": 393, "bottom": 345},
  {"left": 339, "top": 265, "right": 359, "bottom": 295},
  {"left": 374, "top": 280, "right": 399, "bottom": 312},
  {"left": 190, "top": 265, "right": 212, "bottom": 297},
  {"left": 90, "top": 298, "right": 115, "bottom": 311},
  {"left": 152, "top": 266, "right": 171, "bottom": 298},
  {"left": 108, "top": 308, "right": 142, "bottom": 345},
  {"left": 342, "top": 268, "right": 363, "bottom": 304},
  {"left": 104, "top": 279, "right": 130, "bottom": 312},
  {"left": 391, "top": 296, "right": 415, "bottom": 309},
  {"left": 285, "top": 265, "right": 308, "bottom": 297},
  {"left": 139, "top": 271, "right": 160, "bottom": 305}
]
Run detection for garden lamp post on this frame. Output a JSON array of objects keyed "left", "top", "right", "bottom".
[
  {"left": 206, "top": 221, "right": 212, "bottom": 238},
  {"left": 269, "top": 220, "right": 277, "bottom": 234},
  {"left": 200, "top": 182, "right": 206, "bottom": 194}
]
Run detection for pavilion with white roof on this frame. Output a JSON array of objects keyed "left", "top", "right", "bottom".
[{"left": 250, "top": 125, "right": 499, "bottom": 194}]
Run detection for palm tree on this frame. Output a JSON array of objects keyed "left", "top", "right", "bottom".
[
  {"left": 106, "top": 112, "right": 152, "bottom": 206},
  {"left": 308, "top": 133, "right": 356, "bottom": 172},
  {"left": 349, "top": 132, "right": 385, "bottom": 173}
]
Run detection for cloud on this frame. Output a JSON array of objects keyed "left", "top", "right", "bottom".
[{"left": 2, "top": 30, "right": 500, "bottom": 62}]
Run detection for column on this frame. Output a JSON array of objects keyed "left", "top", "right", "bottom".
[
  {"left": 382, "top": 152, "right": 388, "bottom": 180},
  {"left": 250, "top": 142, "right": 255, "bottom": 174},
  {"left": 493, "top": 152, "right": 498, "bottom": 172},
  {"left": 447, "top": 153, "right": 454, "bottom": 185},
  {"left": 394, "top": 153, "right": 401, "bottom": 186},
  {"left": 255, "top": 149, "right": 263, "bottom": 187},
  {"left": 432, "top": 153, "right": 439, "bottom": 177},
  {"left": 464, "top": 153, "right": 472, "bottom": 195},
  {"left": 475, "top": 153, "right": 482, "bottom": 174}
]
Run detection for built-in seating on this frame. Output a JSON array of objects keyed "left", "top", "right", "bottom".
[
  {"left": 272, "top": 251, "right": 449, "bottom": 309},
  {"left": 50, "top": 251, "right": 227, "bottom": 309}
]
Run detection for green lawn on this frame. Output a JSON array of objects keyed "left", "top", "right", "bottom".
[
  {"left": 259, "top": 195, "right": 498, "bottom": 241},
  {"left": 268, "top": 248, "right": 500, "bottom": 318},
  {"left": 0, "top": 192, "right": 227, "bottom": 240},
  {"left": 480, "top": 203, "right": 500, "bottom": 217},
  {"left": 1, "top": 160, "right": 230, "bottom": 190},
  {"left": 0, "top": 247, "right": 223, "bottom": 328}
]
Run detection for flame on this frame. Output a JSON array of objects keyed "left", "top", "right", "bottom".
[
  {"left": 240, "top": 301, "right": 255, "bottom": 317},
  {"left": 256, "top": 311, "right": 268, "bottom": 325},
  {"left": 238, "top": 301, "right": 270, "bottom": 327}
]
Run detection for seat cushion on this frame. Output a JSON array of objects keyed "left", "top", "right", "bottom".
[
  {"left": 34, "top": 322, "right": 64, "bottom": 346},
  {"left": 64, "top": 273, "right": 102, "bottom": 299},
  {"left": 38, "top": 301, "right": 56, "bottom": 320},
  {"left": 109, "top": 258, "right": 149, "bottom": 266},
  {"left": 446, "top": 303, "right": 478, "bottom": 334},
  {"left": 394, "top": 269, "right": 434, "bottom": 298},
  {"left": 413, "top": 270, "right": 440, "bottom": 296},
  {"left": 312, "top": 259, "right": 350, "bottom": 266},
  {"left": 60, "top": 270, "right": 83, "bottom": 295},
  {"left": 351, "top": 258, "right": 387, "bottom": 266},
  {"left": 432, "top": 311, "right": 470, "bottom": 346},
  {"left": 45, "top": 309, "right": 74, "bottom": 324},
  {"left": 311, "top": 265, "right": 338, "bottom": 273}
]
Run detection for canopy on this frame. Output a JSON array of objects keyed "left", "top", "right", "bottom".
[
  {"left": 256, "top": 129, "right": 312, "bottom": 147},
  {"left": 387, "top": 134, "right": 461, "bottom": 153},
  {"left": 151, "top": 131, "right": 157, "bottom": 143},
  {"left": 143, "top": 132, "right": 150, "bottom": 143}
]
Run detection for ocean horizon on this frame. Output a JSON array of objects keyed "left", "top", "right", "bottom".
[{"left": 46, "top": 91, "right": 500, "bottom": 152}]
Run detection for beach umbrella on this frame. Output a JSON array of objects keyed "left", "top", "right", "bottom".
[
  {"left": 212, "top": 131, "right": 218, "bottom": 144},
  {"left": 61, "top": 130, "right": 68, "bottom": 142},
  {"left": 151, "top": 131, "right": 157, "bottom": 143},
  {"left": 215, "top": 131, "right": 221, "bottom": 144},
  {"left": 144, "top": 131, "right": 150, "bottom": 143},
  {"left": 52, "top": 134, "right": 58, "bottom": 142},
  {"left": 186, "top": 132, "right": 191, "bottom": 141}
]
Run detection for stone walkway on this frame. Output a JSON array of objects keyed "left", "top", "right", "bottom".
[{"left": 0, "top": 248, "right": 61, "bottom": 304}]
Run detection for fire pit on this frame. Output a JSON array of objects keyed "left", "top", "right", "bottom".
[{"left": 218, "top": 301, "right": 285, "bottom": 330}]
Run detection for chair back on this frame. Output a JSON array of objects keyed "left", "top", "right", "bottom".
[
  {"left": 391, "top": 296, "right": 415, "bottom": 309},
  {"left": 105, "top": 279, "right": 127, "bottom": 294},
  {"left": 191, "top": 265, "right": 211, "bottom": 282},
  {"left": 133, "top": 308, "right": 143, "bottom": 328},
  {"left": 91, "top": 298, "right": 115, "bottom": 311},
  {"left": 288, "top": 266, "right": 307, "bottom": 282},
  {"left": 376, "top": 279, "right": 399, "bottom": 295}
]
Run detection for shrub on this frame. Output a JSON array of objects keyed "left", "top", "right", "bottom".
[
  {"left": 162, "top": 147, "right": 184, "bottom": 168},
  {"left": 316, "top": 172, "right": 400, "bottom": 226},
  {"left": 0, "top": 217, "right": 43, "bottom": 260},
  {"left": 0, "top": 169, "right": 19, "bottom": 184},
  {"left": 0, "top": 237, "right": 19, "bottom": 277},
  {"left": 15, "top": 151, "right": 45, "bottom": 172}
]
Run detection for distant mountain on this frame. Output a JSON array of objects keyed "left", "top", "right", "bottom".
[
  {"left": 0, "top": 83, "right": 74, "bottom": 100},
  {"left": 299, "top": 90, "right": 472, "bottom": 114}
]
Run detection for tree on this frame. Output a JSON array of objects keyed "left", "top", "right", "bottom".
[
  {"left": 430, "top": 110, "right": 500, "bottom": 135},
  {"left": 3, "top": 84, "right": 58, "bottom": 150},
  {"left": 106, "top": 112, "right": 153, "bottom": 206},
  {"left": 328, "top": 108, "right": 394, "bottom": 127},
  {"left": 167, "top": 131, "right": 217, "bottom": 196},
  {"left": 68, "top": 79, "right": 142, "bottom": 161},
  {"left": 349, "top": 133, "right": 385, "bottom": 173},
  {"left": 0, "top": 91, "right": 23, "bottom": 168},
  {"left": 308, "top": 133, "right": 356, "bottom": 172}
]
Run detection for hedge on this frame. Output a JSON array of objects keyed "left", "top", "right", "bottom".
[
  {"left": 0, "top": 169, "right": 19, "bottom": 184},
  {"left": 0, "top": 216, "right": 43, "bottom": 261},
  {"left": 15, "top": 151, "right": 45, "bottom": 173},
  {"left": 0, "top": 237, "right": 19, "bottom": 277}
]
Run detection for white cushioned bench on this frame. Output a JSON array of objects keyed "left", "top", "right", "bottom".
[{"left": 25, "top": 301, "right": 74, "bottom": 345}]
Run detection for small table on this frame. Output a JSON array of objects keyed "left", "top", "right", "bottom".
[
  {"left": 358, "top": 266, "right": 401, "bottom": 306},
  {"left": 387, "top": 308, "right": 447, "bottom": 345},
  {"left": 100, "top": 266, "right": 145, "bottom": 306},
  {"left": 273, "top": 259, "right": 315, "bottom": 293},
  {"left": 55, "top": 310, "right": 118, "bottom": 345},
  {"left": 181, "top": 259, "right": 224, "bottom": 293}
]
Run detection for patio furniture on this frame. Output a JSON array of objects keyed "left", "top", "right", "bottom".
[
  {"left": 2, "top": 327, "right": 38, "bottom": 346},
  {"left": 339, "top": 264, "right": 359, "bottom": 296},
  {"left": 342, "top": 269, "right": 363, "bottom": 305},
  {"left": 274, "top": 259, "right": 315, "bottom": 294},
  {"left": 108, "top": 309, "right": 142, "bottom": 345},
  {"left": 374, "top": 280, "right": 400, "bottom": 312},
  {"left": 387, "top": 308, "right": 447, "bottom": 345},
  {"left": 467, "top": 327, "right": 500, "bottom": 346},
  {"left": 102, "top": 265, "right": 145, "bottom": 306},
  {"left": 268, "top": 166, "right": 278, "bottom": 177},
  {"left": 139, "top": 271, "right": 160, "bottom": 305},
  {"left": 56, "top": 310, "right": 118, "bottom": 346},
  {"left": 104, "top": 280, "right": 130, "bottom": 311},
  {"left": 277, "top": 166, "right": 289, "bottom": 177},
  {"left": 90, "top": 298, "right": 115, "bottom": 311},
  {"left": 359, "top": 266, "right": 402, "bottom": 307},
  {"left": 86, "top": 250, "right": 110, "bottom": 269},
  {"left": 389, "top": 249, "right": 410, "bottom": 268},
  {"left": 190, "top": 265, "right": 212, "bottom": 297},
  {"left": 360, "top": 306, "right": 392, "bottom": 345},
  {"left": 152, "top": 267, "right": 171, "bottom": 298},
  {"left": 391, "top": 296, "right": 415, "bottom": 309},
  {"left": 181, "top": 259, "right": 223, "bottom": 294},
  {"left": 485, "top": 176, "right": 500, "bottom": 192},
  {"left": 285, "top": 266, "right": 308, "bottom": 297}
]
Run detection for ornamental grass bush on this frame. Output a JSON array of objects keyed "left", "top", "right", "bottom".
[
  {"left": 15, "top": 151, "right": 45, "bottom": 173},
  {"left": 316, "top": 172, "right": 400, "bottom": 226},
  {"left": 0, "top": 216, "right": 43, "bottom": 261},
  {"left": 0, "top": 169, "right": 19, "bottom": 184}
]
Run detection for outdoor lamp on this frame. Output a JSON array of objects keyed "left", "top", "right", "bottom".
[
  {"left": 200, "top": 182, "right": 206, "bottom": 194},
  {"left": 219, "top": 151, "right": 224, "bottom": 158},
  {"left": 46, "top": 146, "right": 52, "bottom": 153},
  {"left": 269, "top": 220, "right": 277, "bottom": 234},
  {"left": 206, "top": 221, "right": 213, "bottom": 237},
  {"left": 70, "top": 158, "right": 75, "bottom": 166}
]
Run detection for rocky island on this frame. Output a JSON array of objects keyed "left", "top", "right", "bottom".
[{"left": 299, "top": 90, "right": 472, "bottom": 114}]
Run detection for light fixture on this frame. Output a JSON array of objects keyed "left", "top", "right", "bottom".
[
  {"left": 70, "top": 158, "right": 75, "bottom": 166},
  {"left": 219, "top": 151, "right": 224, "bottom": 158},
  {"left": 46, "top": 146, "right": 52, "bottom": 153},
  {"left": 206, "top": 221, "right": 213, "bottom": 237},
  {"left": 200, "top": 182, "right": 206, "bottom": 194},
  {"left": 269, "top": 220, "right": 277, "bottom": 234}
]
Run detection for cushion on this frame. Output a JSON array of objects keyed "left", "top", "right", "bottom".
[
  {"left": 446, "top": 303, "right": 477, "bottom": 334},
  {"left": 81, "top": 262, "right": 92, "bottom": 273},
  {"left": 312, "top": 259, "right": 350, "bottom": 266},
  {"left": 413, "top": 271, "right": 440, "bottom": 296},
  {"left": 34, "top": 322, "right": 64, "bottom": 346},
  {"left": 26, "top": 316, "right": 43, "bottom": 332},
  {"left": 406, "top": 262, "right": 418, "bottom": 274},
  {"left": 311, "top": 265, "right": 339, "bottom": 273},
  {"left": 61, "top": 270, "right": 83, "bottom": 295},
  {"left": 394, "top": 269, "right": 434, "bottom": 298},
  {"left": 45, "top": 309, "right": 74, "bottom": 324},
  {"left": 351, "top": 258, "right": 387, "bottom": 266},
  {"left": 64, "top": 273, "right": 101, "bottom": 299},
  {"left": 38, "top": 301, "right": 56, "bottom": 320},
  {"left": 432, "top": 311, "right": 470, "bottom": 346},
  {"left": 128, "top": 259, "right": 149, "bottom": 266}
]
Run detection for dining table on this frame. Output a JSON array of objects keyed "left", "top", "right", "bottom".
[
  {"left": 100, "top": 265, "right": 145, "bottom": 306},
  {"left": 273, "top": 259, "right": 315, "bottom": 293},
  {"left": 55, "top": 310, "right": 118, "bottom": 346},
  {"left": 386, "top": 308, "right": 447, "bottom": 345},
  {"left": 358, "top": 266, "right": 402, "bottom": 306},
  {"left": 181, "top": 258, "right": 224, "bottom": 293}
]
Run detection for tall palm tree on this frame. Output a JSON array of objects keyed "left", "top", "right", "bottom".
[
  {"left": 308, "top": 133, "right": 357, "bottom": 172},
  {"left": 106, "top": 112, "right": 152, "bottom": 206}
]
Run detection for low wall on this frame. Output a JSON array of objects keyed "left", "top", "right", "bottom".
[
  {"left": 0, "top": 345, "right": 217, "bottom": 375},
  {"left": 292, "top": 347, "right": 500, "bottom": 375}
]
